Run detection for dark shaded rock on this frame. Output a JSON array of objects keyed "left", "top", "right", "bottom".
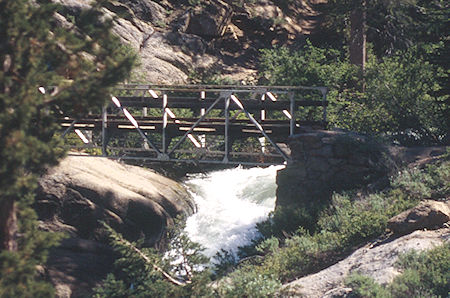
[
  {"left": 309, "top": 144, "right": 333, "bottom": 158},
  {"left": 45, "top": 238, "right": 115, "bottom": 298},
  {"left": 388, "top": 200, "right": 450, "bottom": 235},
  {"left": 299, "top": 133, "right": 324, "bottom": 150},
  {"left": 186, "top": 0, "right": 232, "bottom": 37},
  {"left": 389, "top": 146, "right": 448, "bottom": 168},
  {"left": 276, "top": 129, "right": 389, "bottom": 209},
  {"left": 172, "top": 9, "right": 191, "bottom": 33},
  {"left": 307, "top": 157, "right": 329, "bottom": 173},
  {"left": 166, "top": 31, "right": 207, "bottom": 54},
  {"left": 117, "top": 0, "right": 167, "bottom": 24}
]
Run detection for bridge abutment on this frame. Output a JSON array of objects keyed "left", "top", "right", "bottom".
[{"left": 277, "top": 128, "right": 390, "bottom": 209}]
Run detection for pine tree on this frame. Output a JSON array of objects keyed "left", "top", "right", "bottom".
[{"left": 0, "top": 0, "right": 135, "bottom": 295}]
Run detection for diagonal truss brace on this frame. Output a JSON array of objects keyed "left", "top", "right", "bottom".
[
  {"left": 111, "top": 96, "right": 162, "bottom": 155},
  {"left": 230, "top": 94, "right": 291, "bottom": 162},
  {"left": 167, "top": 92, "right": 229, "bottom": 156}
]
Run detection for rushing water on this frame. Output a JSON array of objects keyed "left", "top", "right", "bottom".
[{"left": 184, "top": 165, "right": 283, "bottom": 259}]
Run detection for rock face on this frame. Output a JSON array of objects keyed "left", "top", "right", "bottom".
[
  {"left": 186, "top": 0, "right": 233, "bottom": 37},
  {"left": 53, "top": 0, "right": 216, "bottom": 84},
  {"left": 282, "top": 228, "right": 450, "bottom": 297},
  {"left": 277, "top": 129, "right": 389, "bottom": 207},
  {"left": 388, "top": 200, "right": 450, "bottom": 235},
  {"left": 35, "top": 155, "right": 194, "bottom": 297},
  {"left": 51, "top": 0, "right": 319, "bottom": 84},
  {"left": 117, "top": 0, "right": 167, "bottom": 24}
]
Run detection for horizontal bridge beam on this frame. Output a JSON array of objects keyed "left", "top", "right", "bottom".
[
  {"left": 116, "top": 96, "right": 328, "bottom": 110},
  {"left": 59, "top": 117, "right": 325, "bottom": 132}
]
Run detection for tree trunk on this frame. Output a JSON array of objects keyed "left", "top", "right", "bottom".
[
  {"left": 0, "top": 198, "right": 18, "bottom": 251},
  {"left": 349, "top": 1, "right": 367, "bottom": 90}
]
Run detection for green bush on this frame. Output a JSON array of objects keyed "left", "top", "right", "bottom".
[
  {"left": 391, "top": 243, "right": 450, "bottom": 297},
  {"left": 391, "top": 160, "right": 450, "bottom": 200},
  {"left": 258, "top": 42, "right": 448, "bottom": 145},
  {"left": 94, "top": 220, "right": 213, "bottom": 298},
  {"left": 345, "top": 273, "right": 390, "bottom": 298},
  {"left": 345, "top": 243, "right": 450, "bottom": 297},
  {"left": 256, "top": 205, "right": 325, "bottom": 240},
  {"left": 317, "top": 193, "right": 391, "bottom": 246},
  {"left": 216, "top": 264, "right": 281, "bottom": 297}
]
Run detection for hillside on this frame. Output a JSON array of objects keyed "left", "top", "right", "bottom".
[{"left": 54, "top": 0, "right": 325, "bottom": 84}]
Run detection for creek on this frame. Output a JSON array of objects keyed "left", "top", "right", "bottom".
[{"left": 183, "top": 165, "right": 283, "bottom": 259}]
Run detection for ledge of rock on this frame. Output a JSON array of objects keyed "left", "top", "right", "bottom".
[
  {"left": 282, "top": 228, "right": 449, "bottom": 298},
  {"left": 388, "top": 199, "right": 450, "bottom": 236},
  {"left": 35, "top": 154, "right": 195, "bottom": 297}
]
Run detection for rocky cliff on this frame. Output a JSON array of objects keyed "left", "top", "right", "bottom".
[
  {"left": 52, "top": 0, "right": 323, "bottom": 84},
  {"left": 35, "top": 154, "right": 195, "bottom": 297}
]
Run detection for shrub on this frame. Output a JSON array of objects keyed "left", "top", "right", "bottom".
[
  {"left": 316, "top": 191, "right": 413, "bottom": 247},
  {"left": 391, "top": 243, "right": 450, "bottom": 297},
  {"left": 256, "top": 205, "right": 325, "bottom": 240},
  {"left": 345, "top": 273, "right": 390, "bottom": 298},
  {"left": 391, "top": 159, "right": 450, "bottom": 200},
  {"left": 345, "top": 243, "right": 450, "bottom": 297},
  {"left": 216, "top": 264, "right": 281, "bottom": 297},
  {"left": 258, "top": 42, "right": 448, "bottom": 145},
  {"left": 94, "top": 221, "right": 213, "bottom": 298}
]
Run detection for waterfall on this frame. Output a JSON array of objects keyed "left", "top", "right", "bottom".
[{"left": 184, "top": 165, "right": 283, "bottom": 259}]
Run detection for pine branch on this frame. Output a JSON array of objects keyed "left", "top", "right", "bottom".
[
  {"left": 103, "top": 223, "right": 190, "bottom": 287},
  {"left": 122, "top": 238, "right": 190, "bottom": 286}
]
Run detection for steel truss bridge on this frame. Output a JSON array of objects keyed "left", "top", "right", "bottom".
[{"left": 60, "top": 84, "right": 328, "bottom": 166}]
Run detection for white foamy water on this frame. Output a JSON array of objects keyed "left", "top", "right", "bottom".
[{"left": 184, "top": 165, "right": 283, "bottom": 258}]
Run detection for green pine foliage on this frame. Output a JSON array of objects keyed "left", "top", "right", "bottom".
[
  {"left": 94, "top": 220, "right": 213, "bottom": 297},
  {"left": 314, "top": 0, "right": 448, "bottom": 57},
  {"left": 0, "top": 0, "right": 135, "bottom": 295}
]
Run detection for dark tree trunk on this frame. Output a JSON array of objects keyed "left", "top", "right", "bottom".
[
  {"left": 0, "top": 198, "right": 18, "bottom": 251},
  {"left": 349, "top": 1, "right": 367, "bottom": 90}
]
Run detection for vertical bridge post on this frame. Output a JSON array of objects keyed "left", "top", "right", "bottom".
[
  {"left": 162, "top": 93, "right": 168, "bottom": 154},
  {"left": 289, "top": 92, "right": 295, "bottom": 136},
  {"left": 200, "top": 90, "right": 206, "bottom": 148},
  {"left": 223, "top": 92, "right": 230, "bottom": 163},
  {"left": 101, "top": 105, "right": 108, "bottom": 156}
]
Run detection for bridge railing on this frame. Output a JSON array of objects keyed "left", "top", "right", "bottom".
[{"left": 60, "top": 84, "right": 328, "bottom": 166}]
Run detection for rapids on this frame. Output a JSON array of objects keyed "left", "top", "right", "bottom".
[{"left": 184, "top": 165, "right": 283, "bottom": 259}]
